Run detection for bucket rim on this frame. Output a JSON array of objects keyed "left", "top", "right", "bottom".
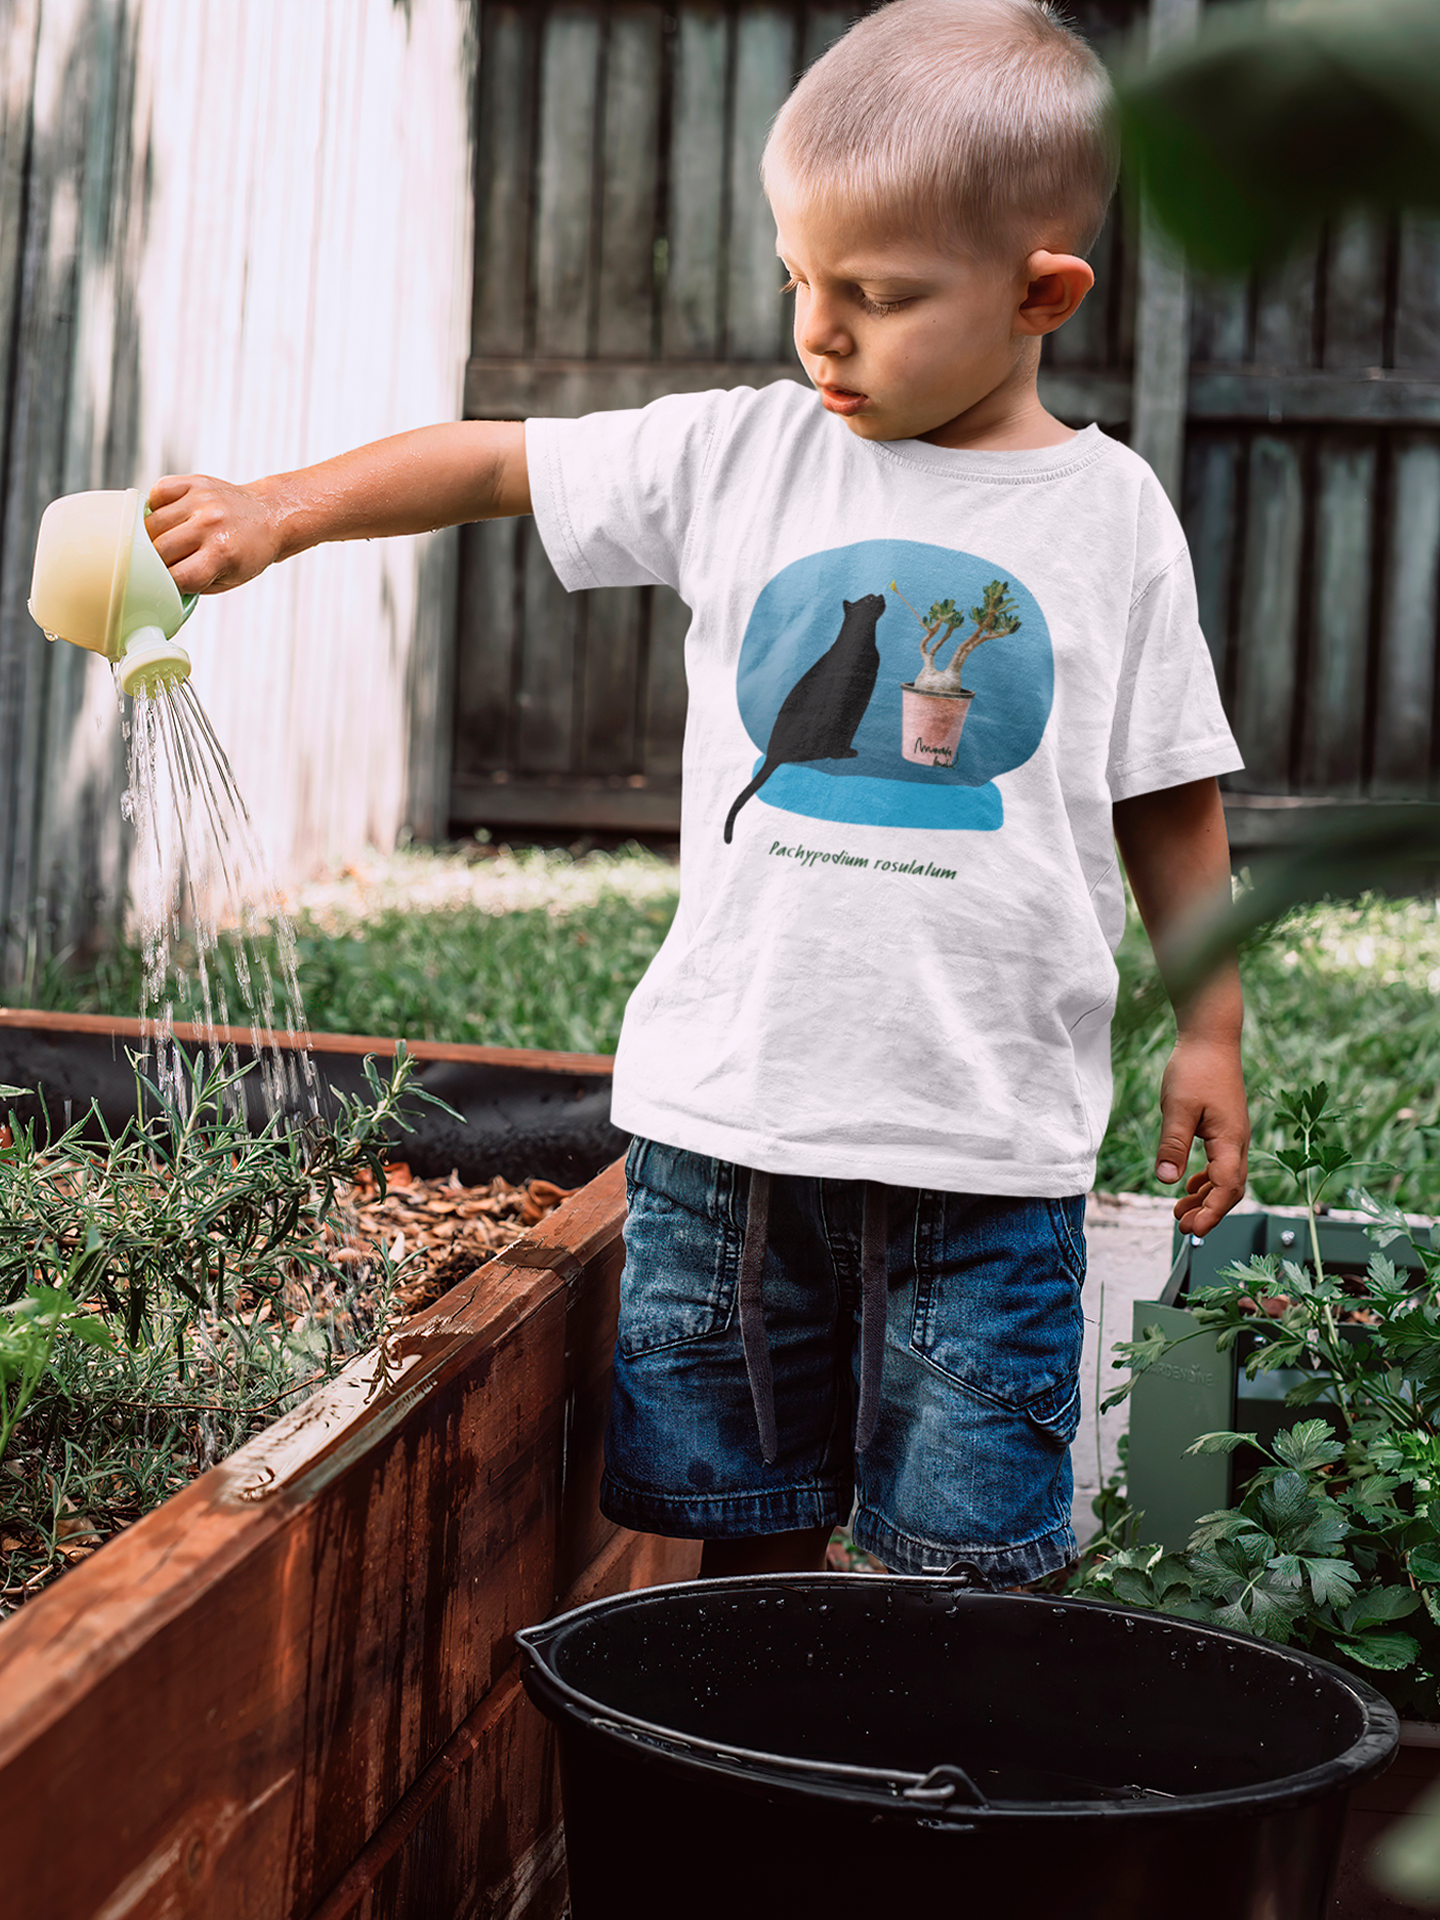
[{"left": 516, "top": 1573, "right": 1399, "bottom": 1823}]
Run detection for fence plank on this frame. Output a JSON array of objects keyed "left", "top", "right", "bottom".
[
  {"left": 595, "top": 5, "right": 664, "bottom": 361},
  {"left": 1394, "top": 214, "right": 1440, "bottom": 373},
  {"left": 473, "top": 5, "right": 539, "bottom": 359},
  {"left": 1372, "top": 435, "right": 1440, "bottom": 795},
  {"left": 454, "top": 516, "right": 523, "bottom": 778},
  {"left": 1181, "top": 432, "right": 1240, "bottom": 691},
  {"left": 1232, "top": 435, "right": 1306, "bottom": 792},
  {"left": 1189, "top": 274, "right": 1250, "bottom": 364},
  {"left": 725, "top": 7, "right": 794, "bottom": 362},
  {"left": 0, "top": 0, "right": 39, "bottom": 465},
  {"left": 1253, "top": 245, "right": 1319, "bottom": 368},
  {"left": 1322, "top": 212, "right": 1388, "bottom": 371},
  {"left": 0, "top": 0, "right": 100, "bottom": 973},
  {"left": 579, "top": 585, "right": 643, "bottom": 776},
  {"left": 662, "top": 3, "right": 729, "bottom": 359},
  {"left": 1188, "top": 369, "right": 1440, "bottom": 425},
  {"left": 1301, "top": 435, "right": 1376, "bottom": 794},
  {"left": 515, "top": 517, "right": 581, "bottom": 772},
  {"left": 534, "top": 7, "right": 603, "bottom": 360}
]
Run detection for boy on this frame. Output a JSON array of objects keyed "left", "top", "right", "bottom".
[{"left": 145, "top": 0, "right": 1249, "bottom": 1589}]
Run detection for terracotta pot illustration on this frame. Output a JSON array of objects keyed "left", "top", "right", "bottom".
[{"left": 901, "top": 683, "right": 973, "bottom": 767}]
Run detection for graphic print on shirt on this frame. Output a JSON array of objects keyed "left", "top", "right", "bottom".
[
  {"left": 731, "top": 539, "right": 1053, "bottom": 836},
  {"left": 723, "top": 592, "right": 884, "bottom": 842}
]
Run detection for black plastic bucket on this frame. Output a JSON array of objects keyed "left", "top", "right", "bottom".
[{"left": 517, "top": 1575, "right": 1398, "bottom": 1920}]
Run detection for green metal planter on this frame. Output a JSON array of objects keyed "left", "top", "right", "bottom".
[{"left": 1127, "top": 1211, "right": 1425, "bottom": 1551}]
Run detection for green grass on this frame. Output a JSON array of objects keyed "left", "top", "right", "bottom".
[
  {"left": 14, "top": 846, "right": 1440, "bottom": 1211},
  {"left": 19, "top": 844, "right": 683, "bottom": 1058},
  {"left": 1102, "top": 893, "right": 1440, "bottom": 1212}
]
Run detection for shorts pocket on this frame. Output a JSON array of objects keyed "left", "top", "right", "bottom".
[
  {"left": 1027, "top": 1377, "right": 1083, "bottom": 1447},
  {"left": 617, "top": 1139, "right": 742, "bottom": 1358},
  {"left": 908, "top": 1192, "right": 1085, "bottom": 1424}
]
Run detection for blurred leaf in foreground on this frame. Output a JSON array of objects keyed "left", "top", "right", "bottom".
[{"left": 1119, "top": 0, "right": 1440, "bottom": 272}]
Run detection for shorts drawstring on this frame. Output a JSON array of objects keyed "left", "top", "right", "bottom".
[
  {"left": 738, "top": 1168, "right": 887, "bottom": 1467},
  {"left": 738, "top": 1168, "right": 778, "bottom": 1464},
  {"left": 856, "top": 1183, "right": 887, "bottom": 1454}
]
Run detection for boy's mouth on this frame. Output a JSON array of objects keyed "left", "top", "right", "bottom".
[{"left": 817, "top": 384, "right": 870, "bottom": 416}]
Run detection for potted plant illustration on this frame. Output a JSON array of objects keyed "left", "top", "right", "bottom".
[{"left": 893, "top": 578, "right": 1021, "bottom": 768}]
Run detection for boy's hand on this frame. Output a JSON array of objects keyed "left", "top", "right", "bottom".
[
  {"left": 1113, "top": 777, "right": 1250, "bottom": 1240},
  {"left": 1155, "top": 1032, "right": 1249, "bottom": 1238},
  {"left": 146, "top": 475, "right": 284, "bottom": 595}
]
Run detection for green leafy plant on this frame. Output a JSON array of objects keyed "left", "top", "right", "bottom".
[
  {"left": 0, "top": 1044, "right": 456, "bottom": 1607},
  {"left": 1083, "top": 1082, "right": 1440, "bottom": 1719},
  {"left": 0, "top": 1253, "right": 116, "bottom": 1465}
]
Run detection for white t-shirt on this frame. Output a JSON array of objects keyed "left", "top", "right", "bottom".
[{"left": 526, "top": 381, "right": 1242, "bottom": 1196}]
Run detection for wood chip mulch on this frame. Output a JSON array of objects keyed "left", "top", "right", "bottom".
[{"left": 322, "top": 1162, "right": 576, "bottom": 1316}]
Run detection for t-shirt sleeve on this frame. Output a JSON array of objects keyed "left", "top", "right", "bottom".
[
  {"left": 524, "top": 389, "right": 733, "bottom": 594},
  {"left": 1107, "top": 545, "right": 1244, "bottom": 802}
]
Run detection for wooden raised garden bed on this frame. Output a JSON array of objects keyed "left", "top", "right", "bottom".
[{"left": 0, "top": 1012, "right": 699, "bottom": 1919}]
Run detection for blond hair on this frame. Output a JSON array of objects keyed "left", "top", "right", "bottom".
[{"left": 763, "top": 0, "right": 1118, "bottom": 260}]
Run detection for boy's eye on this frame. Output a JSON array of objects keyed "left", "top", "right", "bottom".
[
  {"left": 860, "top": 294, "right": 908, "bottom": 317},
  {"left": 780, "top": 274, "right": 800, "bottom": 294}
]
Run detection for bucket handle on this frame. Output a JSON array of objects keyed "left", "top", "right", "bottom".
[
  {"left": 901, "top": 1763, "right": 991, "bottom": 1809},
  {"left": 575, "top": 1706, "right": 989, "bottom": 1811}
]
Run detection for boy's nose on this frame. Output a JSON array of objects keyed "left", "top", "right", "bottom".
[{"left": 797, "top": 298, "right": 852, "bottom": 361}]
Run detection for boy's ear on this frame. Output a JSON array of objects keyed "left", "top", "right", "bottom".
[{"left": 1016, "top": 251, "right": 1094, "bottom": 338}]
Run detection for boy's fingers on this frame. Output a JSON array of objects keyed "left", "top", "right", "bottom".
[
  {"left": 1173, "top": 1134, "right": 1248, "bottom": 1234},
  {"left": 1154, "top": 1114, "right": 1198, "bottom": 1185},
  {"left": 147, "top": 475, "right": 190, "bottom": 509}
]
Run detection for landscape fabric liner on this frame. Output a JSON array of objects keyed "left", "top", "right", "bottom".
[{"left": 0, "top": 1022, "right": 627, "bottom": 1187}]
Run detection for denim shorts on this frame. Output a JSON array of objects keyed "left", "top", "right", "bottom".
[{"left": 600, "top": 1137, "right": 1087, "bottom": 1588}]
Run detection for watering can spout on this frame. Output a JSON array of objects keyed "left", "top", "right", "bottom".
[
  {"left": 117, "top": 624, "right": 192, "bottom": 699},
  {"left": 28, "top": 487, "right": 198, "bottom": 694}
]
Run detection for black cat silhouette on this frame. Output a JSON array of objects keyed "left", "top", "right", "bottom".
[{"left": 724, "top": 592, "right": 886, "bottom": 843}]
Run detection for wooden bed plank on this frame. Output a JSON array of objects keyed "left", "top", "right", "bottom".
[{"left": 0, "top": 1006, "right": 615, "bottom": 1076}]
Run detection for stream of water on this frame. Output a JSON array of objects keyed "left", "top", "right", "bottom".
[{"left": 121, "top": 674, "right": 318, "bottom": 1118}]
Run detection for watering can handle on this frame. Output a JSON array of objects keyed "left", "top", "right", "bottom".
[{"left": 142, "top": 501, "right": 199, "bottom": 628}]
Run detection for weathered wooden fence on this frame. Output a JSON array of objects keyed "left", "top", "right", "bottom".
[
  {"left": 5, "top": 0, "right": 1440, "bottom": 966},
  {"left": 452, "top": 0, "right": 1440, "bottom": 849},
  {"left": 0, "top": 0, "right": 475, "bottom": 987}
]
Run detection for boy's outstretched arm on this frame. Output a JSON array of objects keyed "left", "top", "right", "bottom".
[
  {"left": 144, "top": 420, "right": 531, "bottom": 596},
  {"left": 1112, "top": 776, "right": 1249, "bottom": 1237}
]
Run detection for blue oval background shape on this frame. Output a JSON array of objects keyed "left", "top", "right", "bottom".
[{"left": 735, "top": 538, "right": 1052, "bottom": 832}]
